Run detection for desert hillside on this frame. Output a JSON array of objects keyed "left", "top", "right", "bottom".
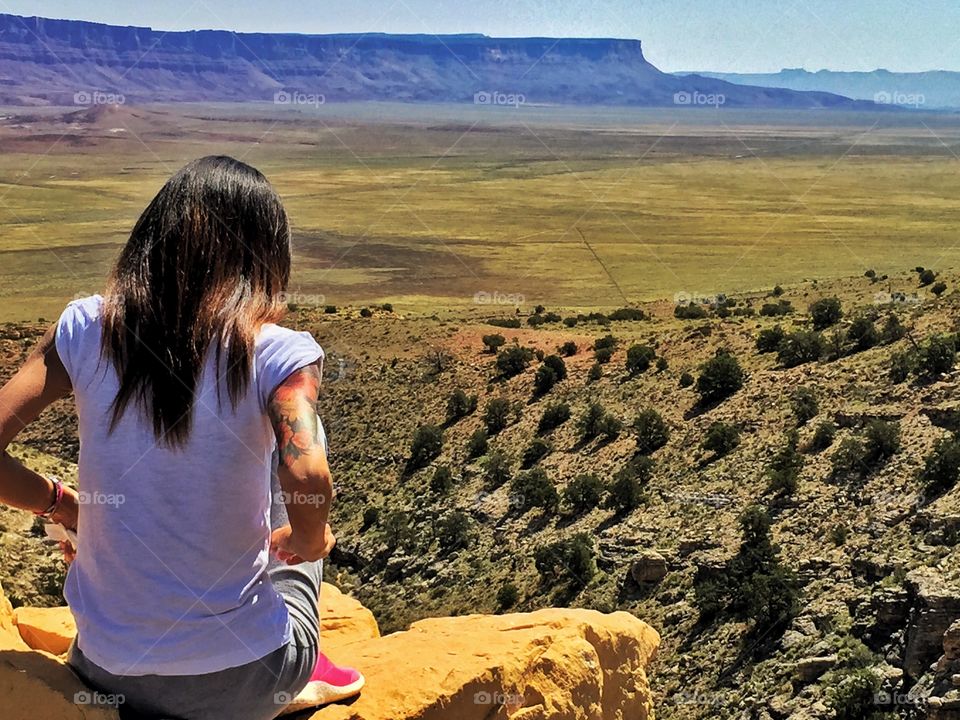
[{"left": 4, "top": 266, "right": 960, "bottom": 718}]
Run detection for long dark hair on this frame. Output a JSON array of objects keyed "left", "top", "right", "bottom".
[{"left": 102, "top": 156, "right": 291, "bottom": 446}]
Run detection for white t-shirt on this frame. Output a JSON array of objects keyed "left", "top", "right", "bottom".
[{"left": 55, "top": 295, "right": 323, "bottom": 676}]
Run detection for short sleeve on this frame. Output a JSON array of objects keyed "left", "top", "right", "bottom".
[
  {"left": 55, "top": 295, "right": 103, "bottom": 386},
  {"left": 255, "top": 325, "right": 324, "bottom": 408}
]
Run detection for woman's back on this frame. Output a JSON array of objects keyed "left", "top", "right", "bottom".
[{"left": 58, "top": 294, "right": 323, "bottom": 676}]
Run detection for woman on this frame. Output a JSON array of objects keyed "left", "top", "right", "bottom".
[{"left": 0, "top": 156, "right": 362, "bottom": 719}]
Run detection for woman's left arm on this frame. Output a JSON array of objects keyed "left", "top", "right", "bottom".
[{"left": 0, "top": 324, "right": 79, "bottom": 530}]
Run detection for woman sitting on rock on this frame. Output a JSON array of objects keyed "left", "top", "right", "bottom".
[{"left": 0, "top": 156, "right": 363, "bottom": 719}]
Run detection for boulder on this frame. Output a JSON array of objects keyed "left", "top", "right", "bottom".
[
  {"left": 314, "top": 608, "right": 660, "bottom": 720},
  {"left": 630, "top": 550, "right": 668, "bottom": 584},
  {"left": 0, "top": 582, "right": 660, "bottom": 720},
  {"left": 14, "top": 606, "right": 76, "bottom": 656}
]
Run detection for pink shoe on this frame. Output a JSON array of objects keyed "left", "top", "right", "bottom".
[{"left": 277, "top": 652, "right": 365, "bottom": 715}]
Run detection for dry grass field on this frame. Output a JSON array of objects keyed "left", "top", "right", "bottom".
[{"left": 0, "top": 102, "right": 958, "bottom": 323}]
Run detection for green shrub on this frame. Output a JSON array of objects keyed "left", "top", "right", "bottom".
[
  {"left": 810, "top": 297, "right": 843, "bottom": 330},
  {"left": 559, "top": 340, "right": 578, "bottom": 356},
  {"left": 760, "top": 299, "right": 793, "bottom": 317},
  {"left": 696, "top": 352, "right": 745, "bottom": 405},
  {"left": 446, "top": 389, "right": 478, "bottom": 423},
  {"left": 534, "top": 534, "right": 595, "bottom": 587},
  {"left": 919, "top": 435, "right": 960, "bottom": 493},
  {"left": 496, "top": 583, "right": 520, "bottom": 611},
  {"left": 756, "top": 325, "right": 786, "bottom": 353},
  {"left": 846, "top": 316, "right": 878, "bottom": 353},
  {"left": 381, "top": 303, "right": 394, "bottom": 312},
  {"left": 595, "top": 413, "right": 623, "bottom": 441},
  {"left": 563, "top": 317, "right": 578, "bottom": 328},
  {"left": 879, "top": 314, "right": 906, "bottom": 344},
  {"left": 767, "top": 431, "right": 803, "bottom": 495},
  {"left": 607, "top": 456, "right": 653, "bottom": 513},
  {"left": 533, "top": 364, "right": 559, "bottom": 396},
  {"left": 790, "top": 387, "right": 819, "bottom": 426},
  {"left": 826, "top": 668, "right": 893, "bottom": 720},
  {"left": 594, "top": 347, "right": 614, "bottom": 364},
  {"left": 678, "top": 371, "right": 694, "bottom": 388},
  {"left": 808, "top": 421, "right": 837, "bottom": 452},
  {"left": 695, "top": 505, "right": 800, "bottom": 636},
  {"left": 625, "top": 344, "right": 656, "bottom": 375},
  {"left": 587, "top": 363, "right": 603, "bottom": 382},
  {"left": 633, "top": 408, "right": 670, "bottom": 455},
  {"left": 674, "top": 303, "right": 709, "bottom": 319},
  {"left": 863, "top": 420, "right": 901, "bottom": 465},
  {"left": 889, "top": 350, "right": 912, "bottom": 383},
  {"left": 484, "top": 397, "right": 512, "bottom": 434},
  {"left": 609, "top": 307, "right": 647, "bottom": 321},
  {"left": 538, "top": 402, "right": 571, "bottom": 433},
  {"left": 656, "top": 356, "right": 668, "bottom": 372},
  {"left": 579, "top": 402, "right": 605, "bottom": 441},
  {"left": 563, "top": 474, "right": 604, "bottom": 515},
  {"left": 593, "top": 335, "right": 618, "bottom": 351},
  {"left": 772, "top": 285, "right": 784, "bottom": 296},
  {"left": 521, "top": 438, "right": 552, "bottom": 468},
  {"left": 359, "top": 307, "right": 373, "bottom": 318},
  {"left": 919, "top": 268, "right": 936, "bottom": 286},
  {"left": 482, "top": 333, "right": 506, "bottom": 353},
  {"left": 483, "top": 450, "right": 512, "bottom": 487},
  {"left": 933, "top": 281, "right": 948, "bottom": 297},
  {"left": 496, "top": 345, "right": 534, "bottom": 377},
  {"left": 408, "top": 424, "right": 443, "bottom": 470},
  {"left": 539, "top": 354, "right": 567, "bottom": 382},
  {"left": 466, "top": 428, "right": 489, "bottom": 458},
  {"left": 324, "top": 305, "right": 338, "bottom": 314},
  {"left": 436, "top": 511, "right": 471, "bottom": 552},
  {"left": 702, "top": 422, "right": 741, "bottom": 457},
  {"left": 830, "top": 437, "right": 868, "bottom": 481},
  {"left": 777, "top": 330, "right": 824, "bottom": 368},
  {"left": 917, "top": 335, "right": 956, "bottom": 379},
  {"left": 430, "top": 465, "right": 454, "bottom": 493},
  {"left": 487, "top": 318, "right": 522, "bottom": 329},
  {"left": 361, "top": 506, "right": 381, "bottom": 529},
  {"left": 511, "top": 467, "right": 559, "bottom": 513}
]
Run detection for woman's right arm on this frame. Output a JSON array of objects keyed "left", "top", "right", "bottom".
[{"left": 267, "top": 363, "right": 335, "bottom": 562}]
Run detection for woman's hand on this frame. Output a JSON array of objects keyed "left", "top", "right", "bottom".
[{"left": 270, "top": 524, "right": 335, "bottom": 565}]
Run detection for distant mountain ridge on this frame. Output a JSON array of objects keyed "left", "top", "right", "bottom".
[
  {"left": 677, "top": 68, "right": 960, "bottom": 109},
  {"left": 0, "top": 13, "right": 876, "bottom": 109}
]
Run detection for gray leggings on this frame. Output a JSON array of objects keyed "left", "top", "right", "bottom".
[{"left": 67, "top": 423, "right": 328, "bottom": 720}]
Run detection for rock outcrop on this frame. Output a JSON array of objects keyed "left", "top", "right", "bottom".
[{"left": 0, "top": 581, "right": 659, "bottom": 720}]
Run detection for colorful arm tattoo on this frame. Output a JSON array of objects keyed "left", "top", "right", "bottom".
[{"left": 268, "top": 364, "right": 321, "bottom": 466}]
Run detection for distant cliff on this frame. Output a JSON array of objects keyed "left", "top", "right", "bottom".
[
  {"left": 679, "top": 68, "right": 960, "bottom": 109},
  {"left": 0, "top": 13, "right": 872, "bottom": 108}
]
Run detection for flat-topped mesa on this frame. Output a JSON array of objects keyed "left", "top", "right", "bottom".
[
  {"left": 0, "top": 12, "right": 866, "bottom": 108},
  {"left": 0, "top": 581, "right": 660, "bottom": 720}
]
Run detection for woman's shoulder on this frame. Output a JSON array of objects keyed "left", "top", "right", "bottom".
[
  {"left": 256, "top": 323, "right": 322, "bottom": 353},
  {"left": 60, "top": 294, "right": 104, "bottom": 324}
]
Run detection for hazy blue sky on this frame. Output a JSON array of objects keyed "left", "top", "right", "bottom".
[{"left": 4, "top": 0, "right": 958, "bottom": 72}]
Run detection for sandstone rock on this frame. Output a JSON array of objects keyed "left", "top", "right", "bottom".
[
  {"left": 946, "top": 620, "right": 960, "bottom": 661},
  {"left": 0, "top": 580, "right": 28, "bottom": 651},
  {"left": 318, "top": 583, "right": 380, "bottom": 654},
  {"left": 905, "top": 569, "right": 960, "bottom": 679},
  {"left": 630, "top": 550, "right": 668, "bottom": 584},
  {"left": 0, "top": 583, "right": 660, "bottom": 720},
  {"left": 13, "top": 606, "right": 76, "bottom": 655},
  {"left": 793, "top": 655, "right": 837, "bottom": 683},
  {"left": 315, "top": 608, "right": 660, "bottom": 720}
]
